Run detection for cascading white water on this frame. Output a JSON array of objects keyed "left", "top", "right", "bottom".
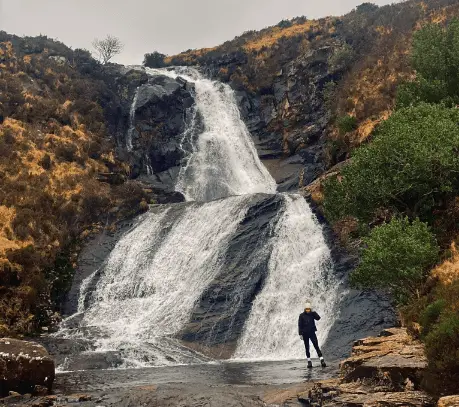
[
  {"left": 62, "top": 66, "right": 340, "bottom": 368},
  {"left": 147, "top": 67, "right": 277, "bottom": 201},
  {"left": 233, "top": 194, "right": 340, "bottom": 360},
  {"left": 75, "top": 197, "right": 251, "bottom": 366},
  {"left": 126, "top": 87, "right": 140, "bottom": 151}
]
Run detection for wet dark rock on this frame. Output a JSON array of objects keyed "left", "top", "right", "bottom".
[
  {"left": 93, "top": 66, "right": 194, "bottom": 200},
  {"left": 201, "top": 44, "right": 346, "bottom": 191},
  {"left": 127, "top": 73, "right": 195, "bottom": 191},
  {"left": 0, "top": 338, "right": 55, "bottom": 397},
  {"left": 61, "top": 351, "right": 124, "bottom": 371},
  {"left": 36, "top": 338, "right": 95, "bottom": 368},
  {"left": 180, "top": 194, "right": 284, "bottom": 347},
  {"left": 324, "top": 290, "right": 396, "bottom": 361}
]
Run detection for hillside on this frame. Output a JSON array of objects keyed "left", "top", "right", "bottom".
[
  {"left": 155, "top": 1, "right": 452, "bottom": 162},
  {"left": 0, "top": 33, "right": 151, "bottom": 335}
]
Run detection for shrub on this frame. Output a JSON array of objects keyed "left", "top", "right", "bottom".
[
  {"left": 425, "top": 312, "right": 459, "bottom": 372},
  {"left": 350, "top": 217, "right": 439, "bottom": 304},
  {"left": 39, "top": 153, "right": 52, "bottom": 170},
  {"left": 397, "top": 19, "right": 459, "bottom": 108},
  {"left": 336, "top": 115, "right": 358, "bottom": 134},
  {"left": 143, "top": 52, "right": 167, "bottom": 68},
  {"left": 329, "top": 44, "right": 356, "bottom": 70},
  {"left": 323, "top": 104, "right": 459, "bottom": 223},
  {"left": 356, "top": 3, "right": 379, "bottom": 13},
  {"left": 55, "top": 142, "right": 78, "bottom": 162},
  {"left": 420, "top": 299, "right": 446, "bottom": 337},
  {"left": 396, "top": 78, "right": 452, "bottom": 108},
  {"left": 277, "top": 20, "right": 293, "bottom": 29}
]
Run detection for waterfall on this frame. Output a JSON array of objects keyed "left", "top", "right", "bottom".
[
  {"left": 233, "top": 194, "right": 339, "bottom": 360},
  {"left": 146, "top": 67, "right": 277, "bottom": 201},
  {"left": 126, "top": 87, "right": 140, "bottom": 151},
  {"left": 75, "top": 198, "right": 251, "bottom": 366},
  {"left": 60, "top": 67, "right": 340, "bottom": 368}
]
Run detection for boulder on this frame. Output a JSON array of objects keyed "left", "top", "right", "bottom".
[
  {"left": 0, "top": 338, "right": 55, "bottom": 397},
  {"left": 340, "top": 328, "right": 427, "bottom": 390},
  {"left": 438, "top": 396, "right": 459, "bottom": 407}
]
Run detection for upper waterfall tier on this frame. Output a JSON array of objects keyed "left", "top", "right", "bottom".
[{"left": 146, "top": 67, "right": 277, "bottom": 202}]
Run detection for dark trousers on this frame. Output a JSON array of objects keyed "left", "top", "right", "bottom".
[{"left": 303, "top": 332, "right": 323, "bottom": 358}]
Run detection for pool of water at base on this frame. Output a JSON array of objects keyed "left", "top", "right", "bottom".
[{"left": 54, "top": 359, "right": 338, "bottom": 394}]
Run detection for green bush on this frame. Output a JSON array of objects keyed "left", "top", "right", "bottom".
[
  {"left": 329, "top": 44, "right": 356, "bottom": 70},
  {"left": 277, "top": 19, "right": 293, "bottom": 29},
  {"left": 397, "top": 19, "right": 459, "bottom": 108},
  {"left": 323, "top": 104, "right": 459, "bottom": 223},
  {"left": 336, "top": 115, "right": 358, "bottom": 134},
  {"left": 350, "top": 217, "right": 439, "bottom": 304},
  {"left": 425, "top": 312, "right": 459, "bottom": 372},
  {"left": 420, "top": 299, "right": 446, "bottom": 337},
  {"left": 143, "top": 52, "right": 166, "bottom": 68}
]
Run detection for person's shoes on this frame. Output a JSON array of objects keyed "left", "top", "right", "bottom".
[
  {"left": 307, "top": 360, "right": 313, "bottom": 369},
  {"left": 320, "top": 358, "right": 327, "bottom": 368}
]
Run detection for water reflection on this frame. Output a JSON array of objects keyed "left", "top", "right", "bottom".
[{"left": 55, "top": 359, "right": 337, "bottom": 394}]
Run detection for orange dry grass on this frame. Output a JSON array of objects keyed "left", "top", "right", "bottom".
[
  {"left": 355, "top": 110, "right": 391, "bottom": 144},
  {"left": 0, "top": 206, "right": 18, "bottom": 254},
  {"left": 432, "top": 243, "right": 459, "bottom": 285},
  {"left": 164, "top": 47, "right": 216, "bottom": 64},
  {"left": 243, "top": 20, "right": 317, "bottom": 51},
  {"left": 243, "top": 18, "right": 336, "bottom": 52},
  {"left": 166, "top": 18, "right": 336, "bottom": 62}
]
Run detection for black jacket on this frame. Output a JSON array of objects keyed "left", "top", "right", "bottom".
[{"left": 298, "top": 311, "right": 321, "bottom": 336}]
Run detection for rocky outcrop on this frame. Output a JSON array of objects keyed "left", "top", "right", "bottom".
[
  {"left": 340, "top": 327, "right": 427, "bottom": 389},
  {"left": 201, "top": 44, "right": 347, "bottom": 192},
  {"left": 304, "top": 380, "right": 434, "bottom": 407},
  {"left": 301, "top": 328, "right": 434, "bottom": 407},
  {"left": 438, "top": 396, "right": 459, "bottom": 407},
  {"left": 128, "top": 74, "right": 194, "bottom": 188},
  {"left": 0, "top": 338, "right": 55, "bottom": 397},
  {"left": 99, "top": 67, "right": 195, "bottom": 196}
]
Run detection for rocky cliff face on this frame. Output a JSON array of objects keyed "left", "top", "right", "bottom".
[
  {"left": 94, "top": 66, "right": 195, "bottom": 200},
  {"left": 197, "top": 45, "right": 346, "bottom": 191}
]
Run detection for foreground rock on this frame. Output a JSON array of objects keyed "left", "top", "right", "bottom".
[
  {"left": 438, "top": 396, "right": 459, "bottom": 407},
  {"left": 0, "top": 338, "right": 55, "bottom": 397},
  {"left": 301, "top": 328, "right": 434, "bottom": 407},
  {"left": 341, "top": 327, "right": 427, "bottom": 390}
]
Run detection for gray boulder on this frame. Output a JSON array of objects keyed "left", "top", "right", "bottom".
[{"left": 0, "top": 338, "right": 55, "bottom": 396}]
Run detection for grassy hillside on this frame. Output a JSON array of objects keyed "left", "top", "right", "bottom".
[
  {"left": 160, "top": 0, "right": 459, "bottom": 162},
  {"left": 0, "top": 34, "right": 148, "bottom": 336}
]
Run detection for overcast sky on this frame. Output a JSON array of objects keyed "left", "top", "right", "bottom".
[{"left": 0, "top": 0, "right": 395, "bottom": 65}]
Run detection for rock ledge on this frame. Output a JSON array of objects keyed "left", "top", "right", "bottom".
[{"left": 301, "top": 328, "right": 434, "bottom": 407}]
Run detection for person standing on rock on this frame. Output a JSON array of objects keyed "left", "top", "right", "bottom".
[{"left": 298, "top": 302, "right": 326, "bottom": 368}]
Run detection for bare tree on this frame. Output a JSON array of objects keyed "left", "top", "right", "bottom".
[{"left": 92, "top": 35, "right": 124, "bottom": 64}]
